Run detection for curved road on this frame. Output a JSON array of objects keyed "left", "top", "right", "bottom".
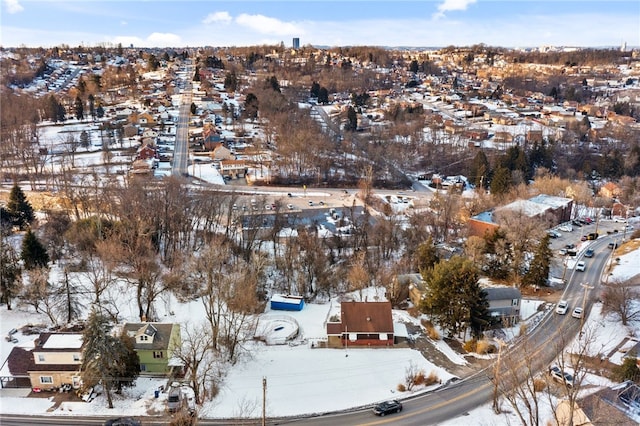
[{"left": 0, "top": 232, "right": 623, "bottom": 426}]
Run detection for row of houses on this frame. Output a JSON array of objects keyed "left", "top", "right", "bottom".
[{"left": 3, "top": 322, "right": 181, "bottom": 391}]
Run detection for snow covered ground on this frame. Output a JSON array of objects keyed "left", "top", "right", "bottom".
[{"left": 1, "top": 245, "right": 639, "bottom": 423}]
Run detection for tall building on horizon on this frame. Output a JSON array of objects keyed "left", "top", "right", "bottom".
[{"left": 292, "top": 37, "right": 300, "bottom": 49}]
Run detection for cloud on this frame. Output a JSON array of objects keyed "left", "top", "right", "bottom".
[
  {"left": 203, "top": 11, "right": 232, "bottom": 25},
  {"left": 433, "top": 0, "right": 477, "bottom": 19},
  {"left": 235, "top": 13, "right": 302, "bottom": 36},
  {"left": 4, "top": 0, "right": 24, "bottom": 14},
  {"left": 146, "top": 32, "right": 181, "bottom": 46}
]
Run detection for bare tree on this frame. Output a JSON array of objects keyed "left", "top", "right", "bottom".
[
  {"left": 601, "top": 277, "right": 640, "bottom": 326},
  {"left": 173, "top": 322, "right": 224, "bottom": 405}
]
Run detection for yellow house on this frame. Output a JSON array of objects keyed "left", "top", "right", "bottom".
[{"left": 18, "top": 333, "right": 84, "bottom": 391}]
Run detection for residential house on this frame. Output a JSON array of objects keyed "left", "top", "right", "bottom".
[
  {"left": 210, "top": 143, "right": 234, "bottom": 161},
  {"left": 398, "top": 273, "right": 427, "bottom": 306},
  {"left": 7, "top": 333, "right": 84, "bottom": 391},
  {"left": 483, "top": 286, "right": 521, "bottom": 326},
  {"left": 326, "top": 301, "right": 394, "bottom": 348},
  {"left": 122, "top": 323, "right": 181, "bottom": 375}
]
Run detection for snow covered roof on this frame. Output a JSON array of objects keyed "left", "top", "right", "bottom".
[{"left": 41, "top": 333, "right": 83, "bottom": 350}]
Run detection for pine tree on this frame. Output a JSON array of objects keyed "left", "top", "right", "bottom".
[
  {"left": 7, "top": 184, "right": 34, "bottom": 230},
  {"left": 74, "top": 96, "right": 84, "bottom": 120},
  {"left": 0, "top": 240, "right": 22, "bottom": 310},
  {"left": 522, "top": 234, "right": 553, "bottom": 288},
  {"left": 422, "top": 256, "right": 486, "bottom": 338},
  {"left": 21, "top": 229, "right": 50, "bottom": 270},
  {"left": 81, "top": 310, "right": 139, "bottom": 408},
  {"left": 415, "top": 237, "right": 439, "bottom": 274}
]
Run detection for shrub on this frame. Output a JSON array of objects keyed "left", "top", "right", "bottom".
[
  {"left": 463, "top": 339, "right": 477, "bottom": 353},
  {"left": 424, "top": 371, "right": 440, "bottom": 386},
  {"left": 475, "top": 339, "right": 497, "bottom": 355},
  {"left": 519, "top": 323, "right": 528, "bottom": 336},
  {"left": 397, "top": 383, "right": 406, "bottom": 392},
  {"left": 413, "top": 370, "right": 426, "bottom": 386},
  {"left": 533, "top": 378, "right": 547, "bottom": 392},
  {"left": 422, "top": 320, "right": 441, "bottom": 340}
]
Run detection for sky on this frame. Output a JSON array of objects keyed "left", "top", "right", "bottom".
[{"left": 1, "top": 0, "right": 639, "bottom": 49}]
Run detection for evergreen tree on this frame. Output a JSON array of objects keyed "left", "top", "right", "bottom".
[
  {"left": 490, "top": 166, "right": 511, "bottom": 196},
  {"left": 21, "top": 229, "right": 50, "bottom": 270},
  {"left": 267, "top": 75, "right": 281, "bottom": 93},
  {"left": 469, "top": 150, "right": 490, "bottom": 189},
  {"left": 224, "top": 71, "right": 238, "bottom": 92},
  {"left": 612, "top": 354, "right": 640, "bottom": 383},
  {"left": 7, "top": 184, "right": 34, "bottom": 230},
  {"left": 318, "top": 87, "right": 329, "bottom": 104},
  {"left": 422, "top": 256, "right": 487, "bottom": 338},
  {"left": 244, "top": 93, "right": 259, "bottom": 120},
  {"left": 74, "top": 96, "right": 84, "bottom": 120},
  {"left": 345, "top": 106, "right": 357, "bottom": 131},
  {"left": 310, "top": 81, "right": 320, "bottom": 99},
  {"left": 81, "top": 310, "right": 139, "bottom": 408},
  {"left": 88, "top": 94, "right": 95, "bottom": 120},
  {"left": 415, "top": 237, "right": 439, "bottom": 274},
  {"left": 96, "top": 105, "right": 105, "bottom": 119},
  {"left": 192, "top": 66, "right": 200, "bottom": 81},
  {"left": 80, "top": 130, "right": 91, "bottom": 149},
  {"left": 522, "top": 234, "right": 553, "bottom": 288},
  {"left": 0, "top": 240, "right": 22, "bottom": 310}
]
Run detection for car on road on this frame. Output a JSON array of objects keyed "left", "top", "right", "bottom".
[
  {"left": 608, "top": 241, "right": 619, "bottom": 249},
  {"left": 576, "top": 261, "right": 586, "bottom": 271},
  {"left": 555, "top": 300, "right": 569, "bottom": 315},
  {"left": 584, "top": 248, "right": 594, "bottom": 258},
  {"left": 287, "top": 204, "right": 294, "bottom": 210},
  {"left": 572, "top": 307, "right": 584, "bottom": 319},
  {"left": 104, "top": 418, "right": 142, "bottom": 426},
  {"left": 373, "top": 399, "right": 403, "bottom": 416}
]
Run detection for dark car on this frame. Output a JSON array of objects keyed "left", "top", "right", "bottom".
[
  {"left": 373, "top": 399, "right": 403, "bottom": 416},
  {"left": 584, "top": 248, "right": 594, "bottom": 258},
  {"left": 608, "top": 241, "right": 619, "bottom": 249},
  {"left": 571, "top": 220, "right": 583, "bottom": 227},
  {"left": 104, "top": 418, "right": 141, "bottom": 426}
]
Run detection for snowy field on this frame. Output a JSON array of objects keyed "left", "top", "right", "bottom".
[{"left": 1, "top": 243, "right": 639, "bottom": 422}]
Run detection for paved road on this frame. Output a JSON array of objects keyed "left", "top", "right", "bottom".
[{"left": 172, "top": 62, "right": 193, "bottom": 177}]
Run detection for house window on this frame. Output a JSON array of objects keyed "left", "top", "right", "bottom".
[
  {"left": 153, "top": 351, "right": 164, "bottom": 359},
  {"left": 38, "top": 355, "right": 45, "bottom": 362},
  {"left": 73, "top": 354, "right": 80, "bottom": 361},
  {"left": 512, "top": 299, "right": 519, "bottom": 306},
  {"left": 40, "top": 376, "right": 53, "bottom": 384},
  {"left": 140, "top": 335, "right": 148, "bottom": 342}
]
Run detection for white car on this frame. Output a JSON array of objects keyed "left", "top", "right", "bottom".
[
  {"left": 556, "top": 300, "right": 569, "bottom": 315},
  {"left": 559, "top": 225, "right": 573, "bottom": 232},
  {"left": 572, "top": 307, "right": 584, "bottom": 319},
  {"left": 575, "top": 261, "right": 586, "bottom": 272}
]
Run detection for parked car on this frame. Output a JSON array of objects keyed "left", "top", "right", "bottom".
[
  {"left": 167, "top": 386, "right": 182, "bottom": 413},
  {"left": 548, "top": 230, "right": 561, "bottom": 238},
  {"left": 373, "top": 399, "right": 403, "bottom": 416},
  {"left": 584, "top": 248, "right": 594, "bottom": 258},
  {"left": 576, "top": 261, "right": 586, "bottom": 272},
  {"left": 555, "top": 300, "right": 569, "bottom": 315},
  {"left": 549, "top": 365, "right": 574, "bottom": 387},
  {"left": 572, "top": 307, "right": 584, "bottom": 319},
  {"left": 571, "top": 220, "right": 583, "bottom": 227},
  {"left": 559, "top": 225, "right": 573, "bottom": 232}
]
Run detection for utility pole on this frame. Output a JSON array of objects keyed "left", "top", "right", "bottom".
[
  {"left": 262, "top": 377, "right": 267, "bottom": 426},
  {"left": 580, "top": 283, "right": 594, "bottom": 331}
]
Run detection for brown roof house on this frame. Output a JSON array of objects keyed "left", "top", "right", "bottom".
[
  {"left": 7, "top": 332, "right": 84, "bottom": 391},
  {"left": 326, "top": 301, "right": 394, "bottom": 348}
]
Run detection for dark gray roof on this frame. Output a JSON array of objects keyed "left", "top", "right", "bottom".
[{"left": 483, "top": 286, "right": 522, "bottom": 301}]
